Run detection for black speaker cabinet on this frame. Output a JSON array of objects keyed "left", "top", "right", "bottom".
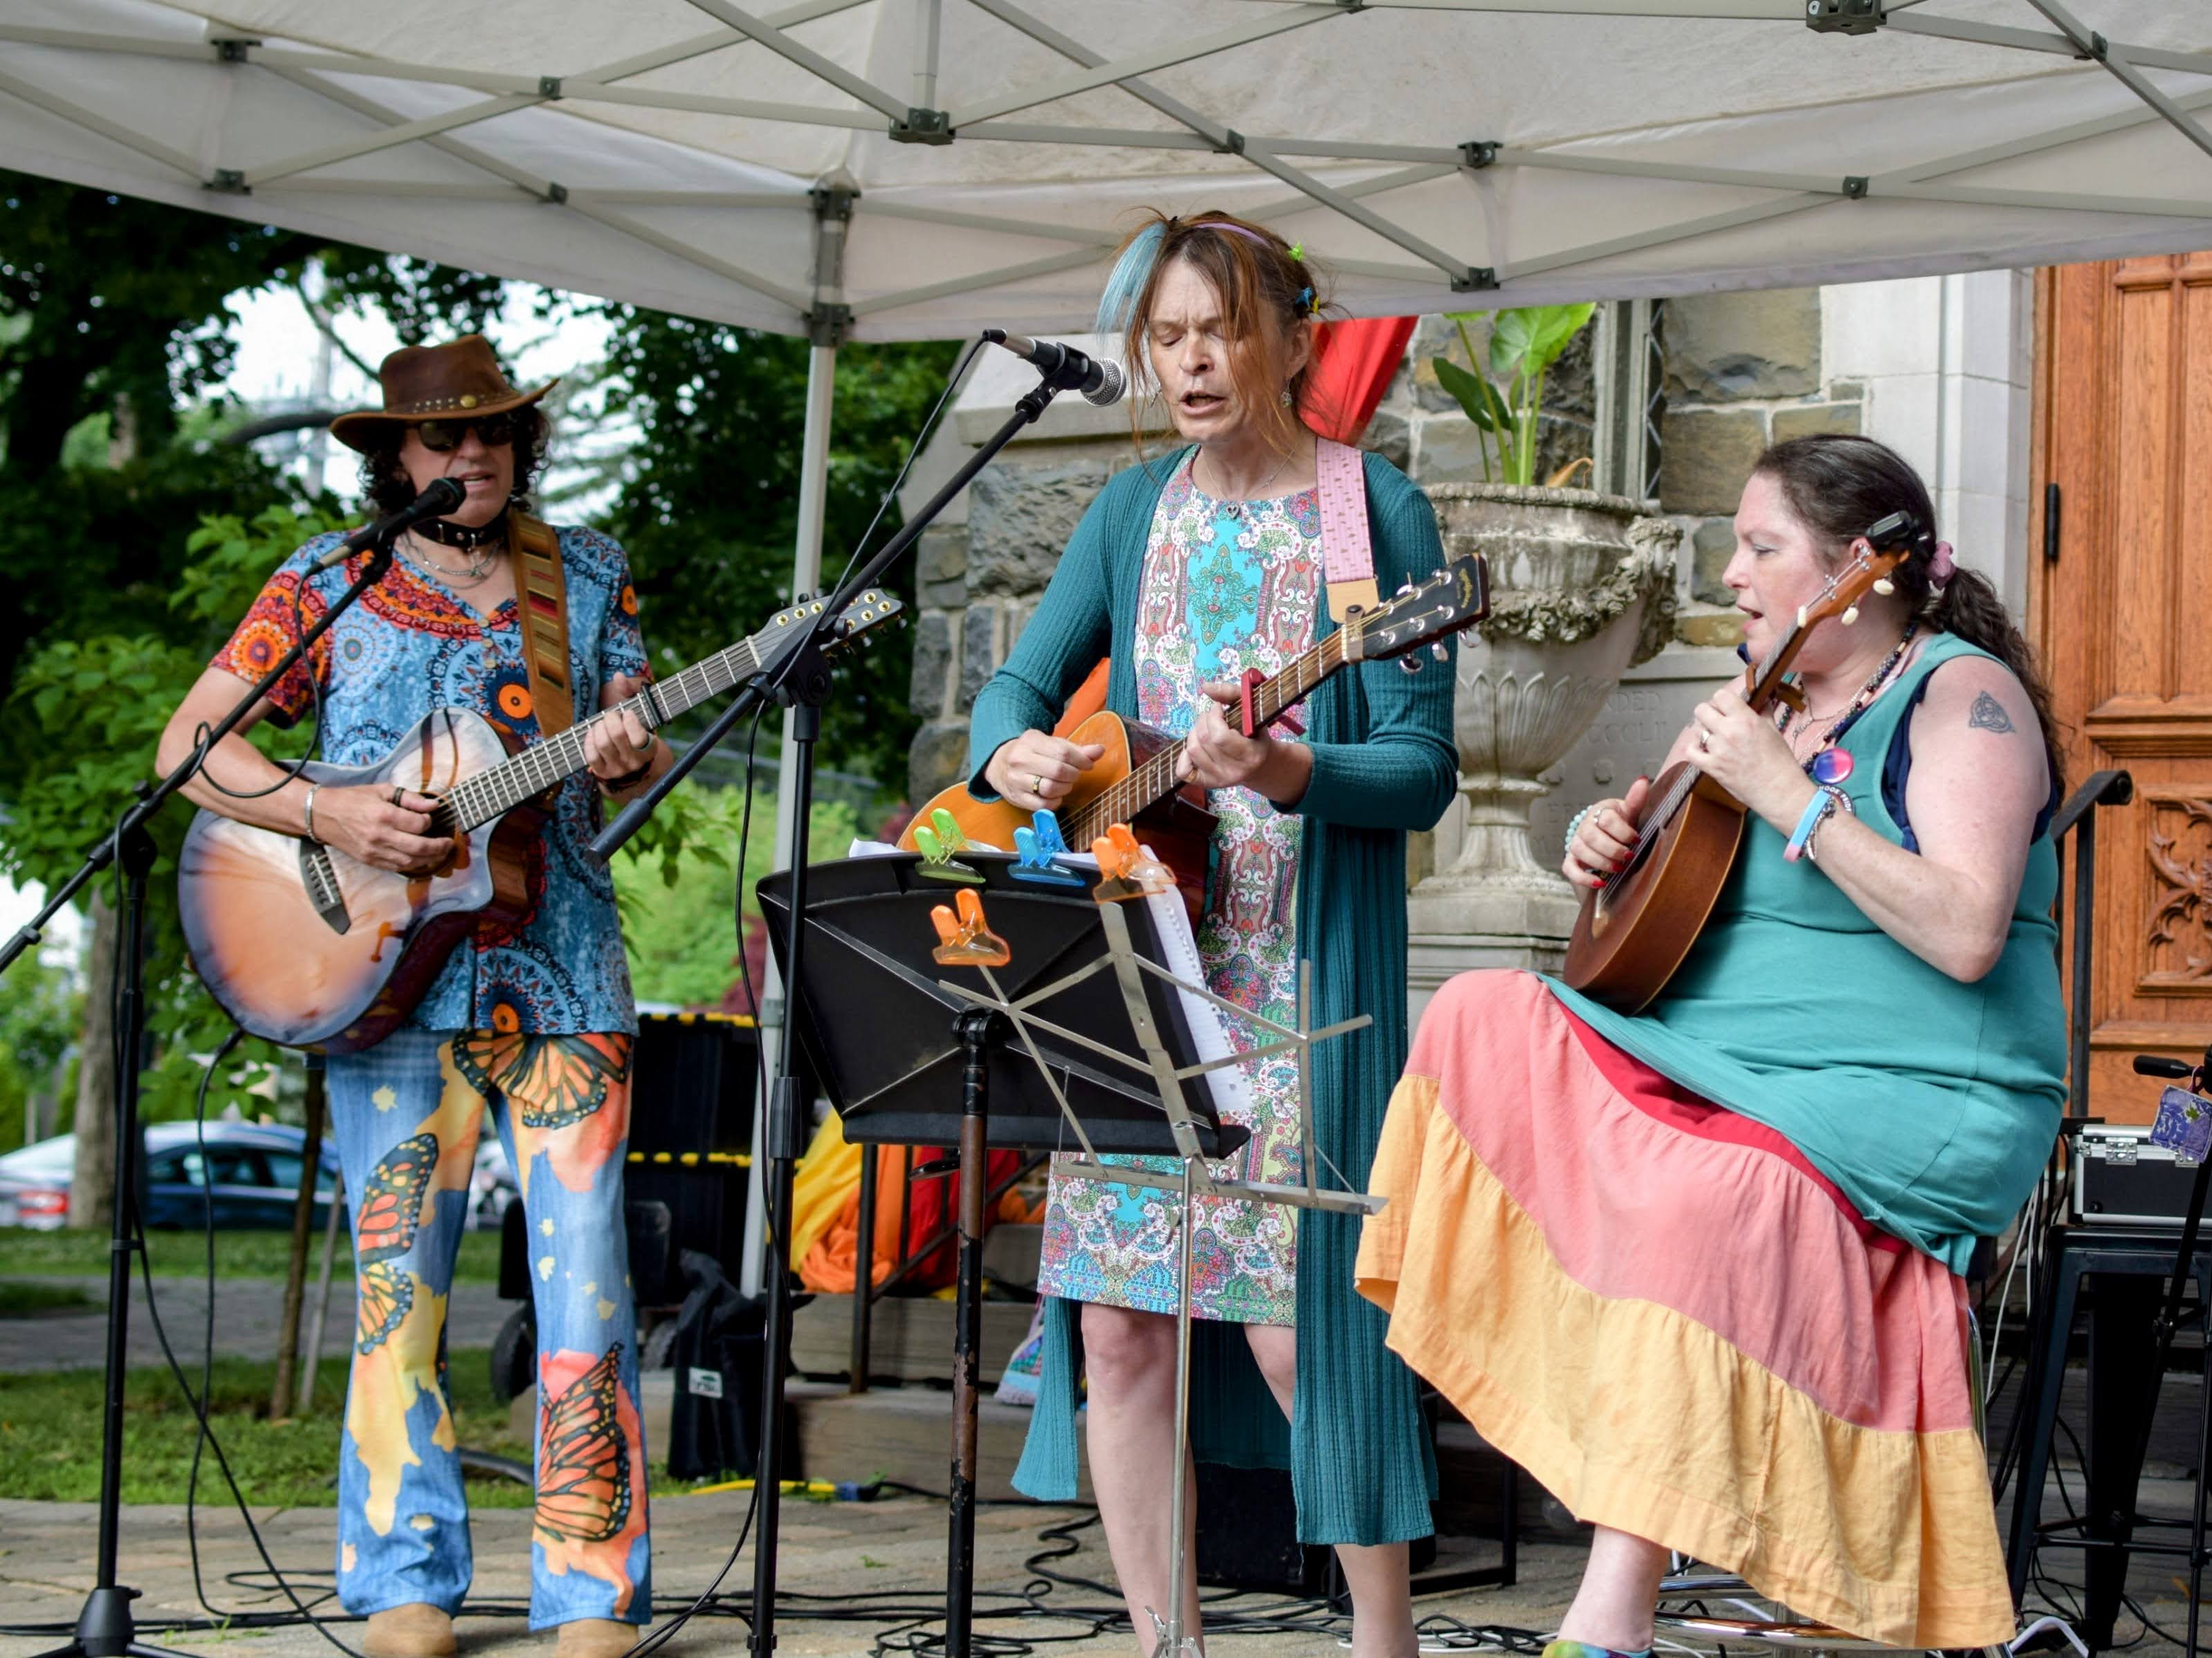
[
  {"left": 496, "top": 1011, "right": 760, "bottom": 1305},
  {"left": 1194, "top": 1464, "right": 1438, "bottom": 1595}
]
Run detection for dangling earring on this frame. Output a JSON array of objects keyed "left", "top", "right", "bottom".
[{"left": 1280, "top": 388, "right": 1294, "bottom": 408}]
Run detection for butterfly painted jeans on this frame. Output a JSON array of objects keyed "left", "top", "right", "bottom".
[{"left": 327, "top": 1027, "right": 651, "bottom": 1628}]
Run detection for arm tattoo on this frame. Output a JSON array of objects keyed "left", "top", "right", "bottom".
[{"left": 1967, "top": 690, "right": 2016, "bottom": 735}]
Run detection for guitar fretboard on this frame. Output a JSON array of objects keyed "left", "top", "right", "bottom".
[
  {"left": 1061, "top": 631, "right": 1349, "bottom": 847},
  {"left": 429, "top": 632, "right": 773, "bottom": 834}
]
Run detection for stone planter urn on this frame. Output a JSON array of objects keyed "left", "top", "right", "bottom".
[{"left": 1408, "top": 483, "right": 1680, "bottom": 1001}]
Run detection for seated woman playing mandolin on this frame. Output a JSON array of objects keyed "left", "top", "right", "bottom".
[
  {"left": 971, "top": 210, "right": 1456, "bottom": 1657},
  {"left": 1358, "top": 433, "right": 2065, "bottom": 1658}
]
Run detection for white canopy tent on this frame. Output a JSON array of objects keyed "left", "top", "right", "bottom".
[
  {"left": 6, "top": 1, "right": 2212, "bottom": 335},
  {"left": 5, "top": 0, "right": 2210, "bottom": 1283}
]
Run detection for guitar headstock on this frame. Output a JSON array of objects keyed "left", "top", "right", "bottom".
[
  {"left": 1349, "top": 555, "right": 1489, "bottom": 661},
  {"left": 760, "top": 589, "right": 906, "bottom": 662},
  {"left": 1793, "top": 509, "right": 1920, "bottom": 632}
]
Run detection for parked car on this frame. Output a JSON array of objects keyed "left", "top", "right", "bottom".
[{"left": 0, "top": 1123, "right": 343, "bottom": 1231}]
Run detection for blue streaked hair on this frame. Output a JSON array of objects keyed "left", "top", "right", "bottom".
[{"left": 1095, "top": 220, "right": 1167, "bottom": 339}]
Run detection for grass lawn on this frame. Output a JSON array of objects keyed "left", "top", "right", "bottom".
[
  {"left": 0, "top": 1226, "right": 503, "bottom": 1283},
  {"left": 0, "top": 1280, "right": 95, "bottom": 1317},
  {"left": 0, "top": 1352, "right": 676, "bottom": 1507}
]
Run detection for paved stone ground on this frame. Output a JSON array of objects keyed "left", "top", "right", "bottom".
[
  {"left": 0, "top": 1493, "right": 1572, "bottom": 1658},
  {"left": 0, "top": 1275, "right": 510, "bottom": 1373}
]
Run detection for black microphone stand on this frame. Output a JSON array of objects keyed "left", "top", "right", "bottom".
[
  {"left": 590, "top": 361, "right": 1079, "bottom": 1658},
  {"left": 1, "top": 543, "right": 399, "bottom": 1658}
]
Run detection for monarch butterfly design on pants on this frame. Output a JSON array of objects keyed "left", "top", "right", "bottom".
[
  {"left": 352, "top": 1131, "right": 437, "bottom": 1356},
  {"left": 536, "top": 1343, "right": 633, "bottom": 1547},
  {"left": 453, "top": 1031, "right": 627, "bottom": 1130}
]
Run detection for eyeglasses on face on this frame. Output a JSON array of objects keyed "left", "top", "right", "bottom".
[{"left": 412, "top": 412, "right": 518, "bottom": 452}]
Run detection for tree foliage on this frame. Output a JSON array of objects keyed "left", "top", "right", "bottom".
[{"left": 590, "top": 312, "right": 958, "bottom": 786}]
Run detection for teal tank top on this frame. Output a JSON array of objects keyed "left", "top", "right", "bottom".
[{"left": 1546, "top": 632, "right": 2066, "bottom": 1274}]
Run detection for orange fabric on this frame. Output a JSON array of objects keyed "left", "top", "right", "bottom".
[
  {"left": 798, "top": 1145, "right": 908, "bottom": 1293},
  {"left": 796, "top": 1145, "right": 1043, "bottom": 1295},
  {"left": 1051, "top": 658, "right": 1111, "bottom": 738}
]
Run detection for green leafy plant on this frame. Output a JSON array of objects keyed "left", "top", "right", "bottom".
[{"left": 1430, "top": 304, "right": 1597, "bottom": 487}]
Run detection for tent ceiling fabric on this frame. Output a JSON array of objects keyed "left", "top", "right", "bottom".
[{"left": 3, "top": 0, "right": 2210, "bottom": 340}]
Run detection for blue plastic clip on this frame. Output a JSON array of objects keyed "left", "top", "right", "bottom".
[
  {"left": 1011, "top": 809, "right": 1086, "bottom": 889},
  {"left": 913, "top": 808, "right": 985, "bottom": 883}
]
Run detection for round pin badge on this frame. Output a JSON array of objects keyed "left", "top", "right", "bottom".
[{"left": 1811, "top": 748, "right": 1854, "bottom": 785}]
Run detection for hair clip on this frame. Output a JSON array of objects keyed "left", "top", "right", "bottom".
[
  {"left": 930, "top": 887, "right": 1010, "bottom": 968},
  {"left": 1287, "top": 242, "right": 1304, "bottom": 261},
  {"left": 1090, "top": 824, "right": 1176, "bottom": 905},
  {"left": 1297, "top": 285, "right": 1315, "bottom": 316}
]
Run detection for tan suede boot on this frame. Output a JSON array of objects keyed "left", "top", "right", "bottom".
[
  {"left": 556, "top": 1619, "right": 641, "bottom": 1658},
  {"left": 363, "top": 1603, "right": 457, "bottom": 1658}
]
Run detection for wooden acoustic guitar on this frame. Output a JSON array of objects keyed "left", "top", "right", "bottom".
[
  {"left": 899, "top": 555, "right": 1490, "bottom": 900},
  {"left": 179, "top": 589, "right": 903, "bottom": 1053},
  {"left": 1560, "top": 525, "right": 1915, "bottom": 1011}
]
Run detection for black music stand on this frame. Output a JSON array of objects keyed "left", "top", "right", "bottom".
[{"left": 758, "top": 850, "right": 1247, "bottom": 1656}]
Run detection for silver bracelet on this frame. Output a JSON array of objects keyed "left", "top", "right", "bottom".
[
  {"left": 302, "top": 782, "right": 322, "bottom": 845},
  {"left": 1563, "top": 804, "right": 1593, "bottom": 860},
  {"left": 1802, "top": 784, "right": 1854, "bottom": 865}
]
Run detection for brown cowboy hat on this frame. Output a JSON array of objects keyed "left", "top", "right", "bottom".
[{"left": 328, "top": 334, "right": 556, "bottom": 453}]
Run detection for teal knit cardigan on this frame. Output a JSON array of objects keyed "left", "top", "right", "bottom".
[{"left": 965, "top": 446, "right": 1455, "bottom": 1546}]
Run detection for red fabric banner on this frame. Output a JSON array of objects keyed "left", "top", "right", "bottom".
[{"left": 1299, "top": 315, "right": 1418, "bottom": 445}]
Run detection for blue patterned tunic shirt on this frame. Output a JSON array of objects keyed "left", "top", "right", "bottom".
[{"left": 210, "top": 525, "right": 648, "bottom": 1037}]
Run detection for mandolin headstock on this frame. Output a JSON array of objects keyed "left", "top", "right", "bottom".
[{"left": 1747, "top": 508, "right": 1923, "bottom": 710}]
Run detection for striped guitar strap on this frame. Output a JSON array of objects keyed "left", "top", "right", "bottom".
[{"left": 508, "top": 511, "right": 574, "bottom": 736}]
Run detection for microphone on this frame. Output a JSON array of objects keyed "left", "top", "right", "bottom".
[
  {"left": 981, "top": 329, "right": 1124, "bottom": 407},
  {"left": 313, "top": 477, "right": 469, "bottom": 570}
]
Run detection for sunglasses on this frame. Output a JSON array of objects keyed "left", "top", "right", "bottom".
[{"left": 412, "top": 411, "right": 517, "bottom": 452}]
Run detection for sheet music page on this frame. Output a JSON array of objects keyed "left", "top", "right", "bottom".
[{"left": 1139, "top": 870, "right": 1256, "bottom": 1135}]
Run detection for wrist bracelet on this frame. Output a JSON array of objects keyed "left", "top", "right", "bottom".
[
  {"left": 598, "top": 754, "right": 654, "bottom": 793},
  {"left": 1803, "top": 784, "right": 1854, "bottom": 865},
  {"left": 302, "top": 782, "right": 322, "bottom": 845},
  {"left": 1784, "top": 784, "right": 1851, "bottom": 864},
  {"left": 1563, "top": 805, "right": 1593, "bottom": 860}
]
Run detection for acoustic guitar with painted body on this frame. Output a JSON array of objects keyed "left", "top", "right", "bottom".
[{"left": 179, "top": 590, "right": 902, "bottom": 1052}]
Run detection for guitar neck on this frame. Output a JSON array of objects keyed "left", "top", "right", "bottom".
[
  {"left": 1062, "top": 632, "right": 1348, "bottom": 845},
  {"left": 434, "top": 633, "right": 769, "bottom": 833}
]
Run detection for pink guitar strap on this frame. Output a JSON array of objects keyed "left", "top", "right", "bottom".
[{"left": 1314, "top": 436, "right": 1379, "bottom": 622}]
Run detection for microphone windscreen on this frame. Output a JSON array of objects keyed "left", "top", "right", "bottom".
[{"left": 1086, "top": 360, "right": 1126, "bottom": 408}]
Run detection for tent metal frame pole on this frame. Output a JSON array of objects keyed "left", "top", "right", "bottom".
[
  {"left": 259, "top": 66, "right": 813, "bottom": 324},
  {"left": 1497, "top": 193, "right": 1829, "bottom": 284},
  {"left": 0, "top": 64, "right": 201, "bottom": 178},
  {"left": 913, "top": 0, "right": 942, "bottom": 113},
  {"left": 948, "top": 4, "right": 1339, "bottom": 127},
  {"left": 2017, "top": 0, "right": 2212, "bottom": 165},
  {"left": 744, "top": 179, "right": 848, "bottom": 1297},
  {"left": 677, "top": 0, "right": 912, "bottom": 119},
  {"left": 240, "top": 92, "right": 540, "bottom": 187}
]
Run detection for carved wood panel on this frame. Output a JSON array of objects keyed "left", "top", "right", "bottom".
[{"left": 2031, "top": 256, "right": 2212, "bottom": 1120}]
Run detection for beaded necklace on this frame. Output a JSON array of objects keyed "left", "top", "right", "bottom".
[{"left": 1777, "top": 621, "right": 1917, "bottom": 786}]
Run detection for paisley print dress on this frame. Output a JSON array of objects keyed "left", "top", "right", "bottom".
[{"left": 1034, "top": 454, "right": 1321, "bottom": 1325}]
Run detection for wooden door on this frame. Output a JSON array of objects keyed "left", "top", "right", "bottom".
[{"left": 2029, "top": 255, "right": 2212, "bottom": 1122}]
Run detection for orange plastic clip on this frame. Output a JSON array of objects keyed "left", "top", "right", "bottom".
[
  {"left": 1090, "top": 823, "right": 1176, "bottom": 905},
  {"left": 929, "top": 887, "right": 1011, "bottom": 968}
]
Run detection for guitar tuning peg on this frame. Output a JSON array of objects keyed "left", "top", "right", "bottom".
[
  {"left": 1841, "top": 604, "right": 1860, "bottom": 625},
  {"left": 1429, "top": 639, "right": 1449, "bottom": 662},
  {"left": 1398, "top": 654, "right": 1425, "bottom": 675},
  {"left": 1396, "top": 581, "right": 1415, "bottom": 597},
  {"left": 1872, "top": 578, "right": 1896, "bottom": 596}
]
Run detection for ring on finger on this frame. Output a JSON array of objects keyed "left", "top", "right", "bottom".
[
  {"left": 1697, "top": 731, "right": 1712, "bottom": 751},
  {"left": 1032, "top": 773, "right": 1048, "bottom": 798}
]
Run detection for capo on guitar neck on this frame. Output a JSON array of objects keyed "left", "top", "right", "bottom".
[
  {"left": 929, "top": 887, "right": 1011, "bottom": 968},
  {"left": 1238, "top": 665, "right": 1303, "bottom": 739},
  {"left": 1736, "top": 643, "right": 1807, "bottom": 715}
]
